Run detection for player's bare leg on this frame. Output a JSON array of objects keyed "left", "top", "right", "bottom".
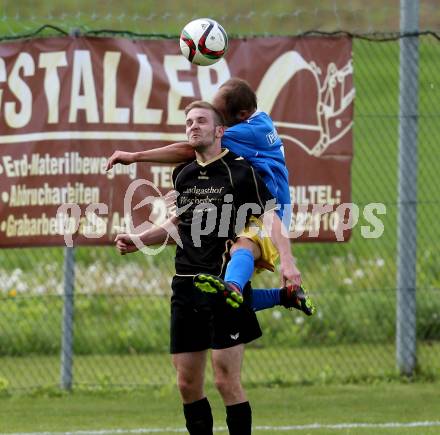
[
  {"left": 230, "top": 237, "right": 260, "bottom": 257},
  {"left": 212, "top": 344, "right": 252, "bottom": 434},
  {"left": 172, "top": 351, "right": 207, "bottom": 403},
  {"left": 212, "top": 344, "right": 246, "bottom": 404},
  {"left": 172, "top": 351, "right": 213, "bottom": 434}
]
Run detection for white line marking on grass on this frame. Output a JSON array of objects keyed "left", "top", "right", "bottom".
[
  {"left": 4, "top": 421, "right": 440, "bottom": 434},
  {"left": 256, "top": 421, "right": 440, "bottom": 430}
]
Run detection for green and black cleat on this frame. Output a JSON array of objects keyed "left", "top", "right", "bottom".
[
  {"left": 193, "top": 274, "right": 244, "bottom": 309},
  {"left": 281, "top": 285, "right": 316, "bottom": 316}
]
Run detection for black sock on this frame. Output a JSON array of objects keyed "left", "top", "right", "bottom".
[
  {"left": 183, "top": 397, "right": 213, "bottom": 435},
  {"left": 279, "top": 286, "right": 288, "bottom": 306},
  {"left": 226, "top": 401, "right": 252, "bottom": 435}
]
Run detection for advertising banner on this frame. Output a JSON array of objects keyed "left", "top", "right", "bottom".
[{"left": 0, "top": 36, "right": 354, "bottom": 247}]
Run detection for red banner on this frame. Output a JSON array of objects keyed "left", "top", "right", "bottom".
[{"left": 0, "top": 36, "right": 353, "bottom": 247}]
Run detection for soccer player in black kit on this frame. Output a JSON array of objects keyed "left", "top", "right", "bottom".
[
  {"left": 167, "top": 101, "right": 296, "bottom": 434},
  {"left": 115, "top": 100, "right": 298, "bottom": 434}
]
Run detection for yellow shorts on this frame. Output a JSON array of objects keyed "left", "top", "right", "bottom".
[{"left": 237, "top": 216, "right": 279, "bottom": 273}]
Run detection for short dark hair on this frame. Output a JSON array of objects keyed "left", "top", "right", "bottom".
[
  {"left": 184, "top": 100, "right": 225, "bottom": 126},
  {"left": 219, "top": 78, "right": 257, "bottom": 119}
]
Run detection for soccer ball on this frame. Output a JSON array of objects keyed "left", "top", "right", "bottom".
[{"left": 179, "top": 18, "right": 228, "bottom": 66}]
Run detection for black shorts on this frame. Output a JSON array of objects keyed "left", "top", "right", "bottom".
[{"left": 170, "top": 275, "right": 262, "bottom": 354}]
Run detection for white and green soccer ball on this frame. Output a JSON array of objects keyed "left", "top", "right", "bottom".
[{"left": 179, "top": 18, "right": 228, "bottom": 66}]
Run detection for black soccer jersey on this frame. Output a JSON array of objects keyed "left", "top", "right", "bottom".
[{"left": 172, "top": 149, "right": 276, "bottom": 276}]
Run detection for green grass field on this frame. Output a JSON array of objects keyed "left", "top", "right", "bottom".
[{"left": 1, "top": 382, "right": 440, "bottom": 434}]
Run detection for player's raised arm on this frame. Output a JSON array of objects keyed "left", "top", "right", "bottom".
[
  {"left": 106, "top": 142, "right": 195, "bottom": 171},
  {"left": 115, "top": 215, "right": 180, "bottom": 255},
  {"left": 262, "top": 209, "right": 301, "bottom": 288}
]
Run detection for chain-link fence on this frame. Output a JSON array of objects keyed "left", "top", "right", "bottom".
[
  {"left": 0, "top": 3, "right": 439, "bottom": 391},
  {"left": 1, "top": 0, "right": 439, "bottom": 37}
]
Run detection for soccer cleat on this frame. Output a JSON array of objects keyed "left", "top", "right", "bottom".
[
  {"left": 193, "top": 274, "right": 244, "bottom": 309},
  {"left": 281, "top": 285, "right": 316, "bottom": 316}
]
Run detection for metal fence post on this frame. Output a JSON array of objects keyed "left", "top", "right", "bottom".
[
  {"left": 396, "top": 0, "right": 419, "bottom": 376},
  {"left": 61, "top": 247, "right": 75, "bottom": 390},
  {"left": 59, "top": 26, "right": 81, "bottom": 392}
]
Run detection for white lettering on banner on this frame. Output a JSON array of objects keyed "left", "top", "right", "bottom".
[
  {"left": 0, "top": 50, "right": 229, "bottom": 129},
  {"left": 164, "top": 55, "right": 194, "bottom": 125},
  {"left": 2, "top": 212, "right": 110, "bottom": 238},
  {"left": 0, "top": 50, "right": 168, "bottom": 127},
  {"left": 68, "top": 50, "right": 99, "bottom": 123},
  {"left": 290, "top": 185, "right": 342, "bottom": 205},
  {"left": 8, "top": 183, "right": 100, "bottom": 207},
  {"left": 3, "top": 155, "right": 27, "bottom": 177},
  {"left": 133, "top": 54, "right": 162, "bottom": 124},
  {"left": 0, "top": 45, "right": 353, "bottom": 163},
  {"left": 150, "top": 166, "right": 174, "bottom": 188},
  {"left": 290, "top": 202, "right": 367, "bottom": 240},
  {"left": 110, "top": 211, "right": 131, "bottom": 234},
  {"left": 103, "top": 51, "right": 130, "bottom": 123},
  {"left": 4, "top": 213, "right": 66, "bottom": 237},
  {"left": 1, "top": 153, "right": 137, "bottom": 180},
  {"left": 198, "top": 58, "right": 231, "bottom": 101},
  {"left": 5, "top": 53, "right": 34, "bottom": 128},
  {"left": 290, "top": 210, "right": 340, "bottom": 235},
  {"left": 38, "top": 51, "right": 68, "bottom": 124}
]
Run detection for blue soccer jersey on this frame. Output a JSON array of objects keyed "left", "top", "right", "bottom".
[{"left": 221, "top": 111, "right": 291, "bottom": 226}]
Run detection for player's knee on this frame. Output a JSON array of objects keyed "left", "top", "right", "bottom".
[
  {"left": 215, "top": 378, "right": 244, "bottom": 403},
  {"left": 230, "top": 238, "right": 260, "bottom": 258},
  {"left": 214, "top": 377, "right": 230, "bottom": 396},
  {"left": 177, "top": 376, "right": 202, "bottom": 400},
  {"left": 214, "top": 374, "right": 241, "bottom": 397}
]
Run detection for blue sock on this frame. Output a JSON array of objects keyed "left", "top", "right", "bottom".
[
  {"left": 224, "top": 248, "right": 255, "bottom": 293},
  {"left": 251, "top": 289, "right": 281, "bottom": 312}
]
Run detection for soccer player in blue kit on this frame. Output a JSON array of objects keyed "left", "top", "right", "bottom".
[{"left": 107, "top": 78, "right": 315, "bottom": 316}]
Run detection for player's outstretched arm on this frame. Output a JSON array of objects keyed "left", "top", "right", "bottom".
[
  {"left": 262, "top": 210, "right": 301, "bottom": 288},
  {"left": 115, "top": 216, "right": 180, "bottom": 255},
  {"left": 115, "top": 233, "right": 140, "bottom": 255},
  {"left": 106, "top": 142, "right": 195, "bottom": 171}
]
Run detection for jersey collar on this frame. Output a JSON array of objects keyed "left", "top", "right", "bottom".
[{"left": 196, "top": 148, "right": 229, "bottom": 167}]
